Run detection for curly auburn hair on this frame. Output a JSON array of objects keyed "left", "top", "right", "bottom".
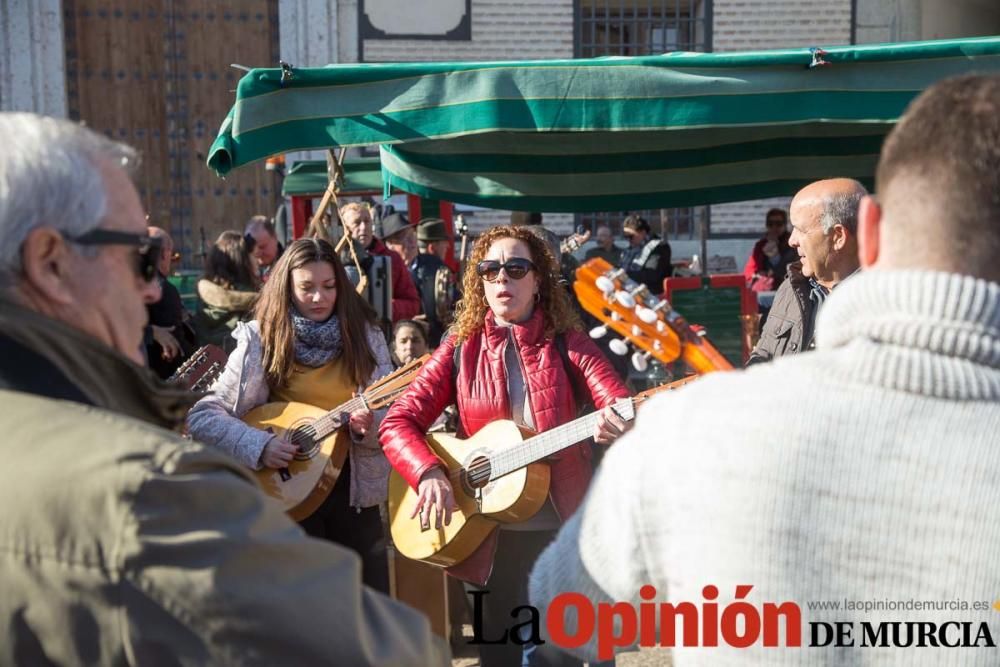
[{"left": 451, "top": 225, "right": 581, "bottom": 342}]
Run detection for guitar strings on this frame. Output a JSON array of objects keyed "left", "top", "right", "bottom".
[{"left": 285, "top": 396, "right": 365, "bottom": 446}]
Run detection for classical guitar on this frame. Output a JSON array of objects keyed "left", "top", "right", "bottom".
[
  {"left": 168, "top": 344, "right": 228, "bottom": 392},
  {"left": 247, "top": 354, "right": 429, "bottom": 521},
  {"left": 574, "top": 257, "right": 733, "bottom": 375},
  {"left": 388, "top": 376, "right": 697, "bottom": 567}
]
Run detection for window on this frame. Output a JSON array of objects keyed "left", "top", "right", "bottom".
[
  {"left": 575, "top": 0, "right": 712, "bottom": 240},
  {"left": 577, "top": 0, "right": 711, "bottom": 57}
]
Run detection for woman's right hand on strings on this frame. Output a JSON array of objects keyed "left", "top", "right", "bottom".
[
  {"left": 412, "top": 467, "right": 456, "bottom": 529},
  {"left": 261, "top": 437, "right": 298, "bottom": 469}
]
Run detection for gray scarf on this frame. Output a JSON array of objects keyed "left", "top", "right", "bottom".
[{"left": 291, "top": 310, "right": 343, "bottom": 367}]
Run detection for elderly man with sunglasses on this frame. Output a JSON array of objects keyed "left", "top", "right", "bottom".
[{"left": 0, "top": 113, "right": 447, "bottom": 665}]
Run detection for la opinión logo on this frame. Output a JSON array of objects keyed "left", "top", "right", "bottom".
[
  {"left": 469, "top": 585, "right": 998, "bottom": 661},
  {"left": 471, "top": 585, "right": 800, "bottom": 661}
]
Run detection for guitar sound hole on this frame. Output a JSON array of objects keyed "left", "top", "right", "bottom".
[
  {"left": 460, "top": 455, "right": 492, "bottom": 496},
  {"left": 289, "top": 422, "right": 320, "bottom": 460}
]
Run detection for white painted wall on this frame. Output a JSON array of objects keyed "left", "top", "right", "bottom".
[
  {"left": 0, "top": 0, "right": 67, "bottom": 116},
  {"left": 279, "top": 0, "right": 340, "bottom": 67}
]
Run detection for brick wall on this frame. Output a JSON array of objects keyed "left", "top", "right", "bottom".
[
  {"left": 362, "top": 0, "right": 574, "bottom": 62},
  {"left": 713, "top": 0, "right": 852, "bottom": 51},
  {"left": 708, "top": 0, "right": 852, "bottom": 241},
  {"left": 362, "top": 0, "right": 575, "bottom": 235}
]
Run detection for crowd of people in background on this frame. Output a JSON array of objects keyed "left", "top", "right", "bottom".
[{"left": 0, "top": 72, "right": 997, "bottom": 666}]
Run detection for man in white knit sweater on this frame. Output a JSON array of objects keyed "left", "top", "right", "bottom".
[{"left": 529, "top": 74, "right": 1000, "bottom": 666}]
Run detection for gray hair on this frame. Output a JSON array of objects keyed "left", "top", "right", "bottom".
[
  {"left": 0, "top": 113, "right": 137, "bottom": 280},
  {"left": 245, "top": 214, "right": 274, "bottom": 236},
  {"left": 818, "top": 189, "right": 865, "bottom": 235}
]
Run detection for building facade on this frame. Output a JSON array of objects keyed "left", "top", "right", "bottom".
[{"left": 3, "top": 0, "right": 998, "bottom": 264}]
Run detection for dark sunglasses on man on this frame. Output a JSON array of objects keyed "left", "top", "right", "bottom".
[
  {"left": 63, "top": 229, "right": 163, "bottom": 282},
  {"left": 476, "top": 257, "right": 536, "bottom": 282}
]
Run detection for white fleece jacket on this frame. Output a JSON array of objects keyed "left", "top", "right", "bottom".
[{"left": 530, "top": 270, "right": 1000, "bottom": 666}]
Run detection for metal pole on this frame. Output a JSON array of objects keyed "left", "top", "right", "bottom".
[{"left": 699, "top": 207, "right": 709, "bottom": 278}]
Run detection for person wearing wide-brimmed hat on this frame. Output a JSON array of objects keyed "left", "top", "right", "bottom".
[
  {"left": 380, "top": 212, "right": 418, "bottom": 267},
  {"left": 409, "top": 217, "right": 456, "bottom": 346}
]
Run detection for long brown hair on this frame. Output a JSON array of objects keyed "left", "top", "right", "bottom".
[
  {"left": 253, "top": 238, "right": 379, "bottom": 389},
  {"left": 451, "top": 225, "right": 581, "bottom": 342},
  {"left": 205, "top": 230, "right": 259, "bottom": 290}
]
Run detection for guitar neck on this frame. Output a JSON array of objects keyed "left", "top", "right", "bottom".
[
  {"left": 488, "top": 402, "right": 627, "bottom": 480},
  {"left": 309, "top": 395, "right": 367, "bottom": 440}
]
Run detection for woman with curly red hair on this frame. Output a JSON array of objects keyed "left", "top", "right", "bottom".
[{"left": 380, "top": 225, "right": 631, "bottom": 667}]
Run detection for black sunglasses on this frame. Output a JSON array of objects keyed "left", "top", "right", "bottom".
[
  {"left": 63, "top": 229, "right": 162, "bottom": 282},
  {"left": 476, "top": 258, "right": 536, "bottom": 282}
]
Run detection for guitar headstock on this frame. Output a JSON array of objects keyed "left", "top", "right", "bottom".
[
  {"left": 573, "top": 258, "right": 734, "bottom": 375},
  {"left": 573, "top": 257, "right": 682, "bottom": 370},
  {"left": 363, "top": 353, "right": 431, "bottom": 410},
  {"left": 168, "top": 344, "right": 228, "bottom": 392},
  {"left": 559, "top": 228, "right": 591, "bottom": 255}
]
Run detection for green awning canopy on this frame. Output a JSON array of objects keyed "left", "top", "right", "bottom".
[
  {"left": 209, "top": 36, "right": 1000, "bottom": 211},
  {"left": 281, "top": 157, "right": 383, "bottom": 197}
]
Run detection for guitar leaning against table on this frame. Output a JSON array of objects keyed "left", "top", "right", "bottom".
[
  {"left": 246, "top": 354, "right": 429, "bottom": 520},
  {"left": 388, "top": 375, "right": 697, "bottom": 567}
]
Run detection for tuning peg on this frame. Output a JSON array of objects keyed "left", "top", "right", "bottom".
[
  {"left": 617, "top": 283, "right": 652, "bottom": 309},
  {"left": 631, "top": 350, "right": 652, "bottom": 371},
  {"left": 596, "top": 269, "right": 627, "bottom": 294},
  {"left": 589, "top": 325, "right": 608, "bottom": 339},
  {"left": 615, "top": 290, "right": 635, "bottom": 308},
  {"left": 608, "top": 338, "right": 629, "bottom": 356},
  {"left": 595, "top": 276, "right": 615, "bottom": 293},
  {"left": 636, "top": 307, "right": 658, "bottom": 324},
  {"left": 631, "top": 324, "right": 642, "bottom": 337}
]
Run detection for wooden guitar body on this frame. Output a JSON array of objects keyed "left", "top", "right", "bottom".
[
  {"left": 388, "top": 420, "right": 551, "bottom": 567},
  {"left": 241, "top": 354, "right": 429, "bottom": 522},
  {"left": 245, "top": 401, "right": 350, "bottom": 522}
]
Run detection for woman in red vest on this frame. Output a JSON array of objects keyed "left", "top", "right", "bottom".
[{"left": 380, "top": 225, "right": 632, "bottom": 667}]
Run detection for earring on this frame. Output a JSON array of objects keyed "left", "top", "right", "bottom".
[{"left": 482, "top": 293, "right": 490, "bottom": 308}]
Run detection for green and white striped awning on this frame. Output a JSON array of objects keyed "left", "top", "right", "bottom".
[{"left": 208, "top": 36, "right": 1000, "bottom": 211}]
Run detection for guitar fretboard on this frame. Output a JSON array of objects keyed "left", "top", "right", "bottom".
[
  {"left": 298, "top": 396, "right": 367, "bottom": 443},
  {"left": 488, "top": 397, "right": 633, "bottom": 480}
]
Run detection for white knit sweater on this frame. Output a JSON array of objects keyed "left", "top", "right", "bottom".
[{"left": 529, "top": 270, "right": 1000, "bottom": 666}]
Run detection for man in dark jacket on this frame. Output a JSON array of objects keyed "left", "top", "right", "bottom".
[
  {"left": 409, "top": 217, "right": 456, "bottom": 347},
  {"left": 619, "top": 214, "right": 672, "bottom": 295},
  {"left": 145, "top": 226, "right": 196, "bottom": 378},
  {"left": 747, "top": 178, "right": 865, "bottom": 365},
  {"left": 245, "top": 215, "right": 284, "bottom": 282},
  {"left": 0, "top": 112, "right": 447, "bottom": 666}
]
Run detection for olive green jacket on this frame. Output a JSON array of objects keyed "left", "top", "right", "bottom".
[
  {"left": 0, "top": 300, "right": 448, "bottom": 666},
  {"left": 193, "top": 279, "right": 257, "bottom": 352}
]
